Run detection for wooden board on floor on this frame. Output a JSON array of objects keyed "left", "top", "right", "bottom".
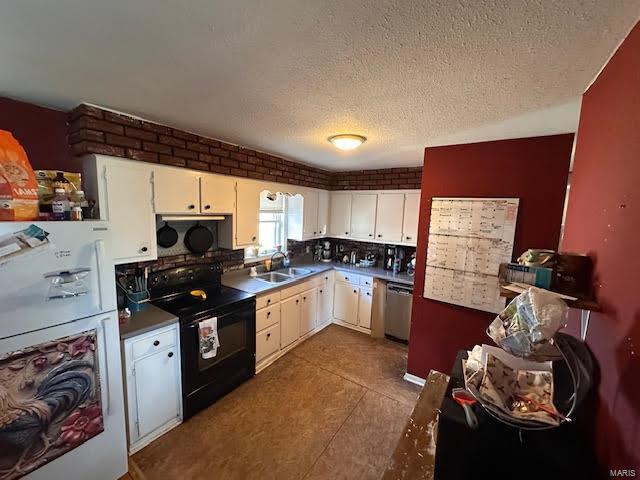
[{"left": 382, "top": 370, "right": 450, "bottom": 480}]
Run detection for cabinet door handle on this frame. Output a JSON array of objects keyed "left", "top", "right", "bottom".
[
  {"left": 314, "top": 231, "right": 317, "bottom": 235},
  {"left": 377, "top": 234, "right": 382, "bottom": 238},
  {"left": 153, "top": 340, "right": 160, "bottom": 346},
  {"left": 296, "top": 299, "right": 299, "bottom": 304},
  {"left": 168, "top": 351, "right": 174, "bottom": 358},
  {"left": 324, "top": 276, "right": 328, "bottom": 280},
  {"left": 267, "top": 333, "right": 271, "bottom": 338},
  {"left": 204, "top": 204, "right": 211, "bottom": 210},
  {"left": 353, "top": 289, "right": 357, "bottom": 294},
  {"left": 368, "top": 234, "right": 373, "bottom": 237},
  {"left": 303, "top": 296, "right": 306, "bottom": 301},
  {"left": 319, "top": 289, "right": 323, "bottom": 293},
  {"left": 345, "top": 231, "right": 349, "bottom": 235},
  {"left": 188, "top": 204, "right": 195, "bottom": 210},
  {"left": 405, "top": 236, "right": 412, "bottom": 240},
  {"left": 141, "top": 246, "right": 148, "bottom": 253},
  {"left": 267, "top": 311, "right": 271, "bottom": 317},
  {"left": 252, "top": 236, "right": 257, "bottom": 241},
  {"left": 366, "top": 292, "right": 371, "bottom": 296},
  {"left": 267, "top": 299, "right": 271, "bottom": 304}
]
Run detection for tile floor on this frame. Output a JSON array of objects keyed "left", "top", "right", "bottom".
[{"left": 130, "top": 325, "right": 421, "bottom": 480}]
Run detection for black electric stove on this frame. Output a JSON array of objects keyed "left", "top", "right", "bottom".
[{"left": 149, "top": 263, "right": 256, "bottom": 419}]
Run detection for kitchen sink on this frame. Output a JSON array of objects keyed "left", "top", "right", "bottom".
[
  {"left": 276, "top": 267, "right": 312, "bottom": 277},
  {"left": 255, "top": 272, "right": 292, "bottom": 283}
]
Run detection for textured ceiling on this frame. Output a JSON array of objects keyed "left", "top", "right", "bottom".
[{"left": 1, "top": 1, "right": 639, "bottom": 170}]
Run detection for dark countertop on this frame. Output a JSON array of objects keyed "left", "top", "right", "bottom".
[
  {"left": 382, "top": 371, "right": 449, "bottom": 480},
  {"left": 119, "top": 304, "right": 179, "bottom": 340},
  {"left": 222, "top": 261, "right": 414, "bottom": 295}
]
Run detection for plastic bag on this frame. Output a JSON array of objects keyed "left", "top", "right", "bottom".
[
  {"left": 488, "top": 287, "right": 568, "bottom": 358},
  {"left": 0, "top": 130, "right": 39, "bottom": 221}
]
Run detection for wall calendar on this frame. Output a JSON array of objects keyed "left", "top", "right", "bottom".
[{"left": 423, "top": 197, "right": 519, "bottom": 313}]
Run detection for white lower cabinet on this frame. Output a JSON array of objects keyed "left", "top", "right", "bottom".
[
  {"left": 300, "top": 288, "right": 317, "bottom": 336},
  {"left": 317, "top": 272, "right": 335, "bottom": 326},
  {"left": 333, "top": 273, "right": 373, "bottom": 330},
  {"left": 254, "top": 270, "right": 377, "bottom": 373},
  {"left": 122, "top": 322, "right": 182, "bottom": 454},
  {"left": 333, "top": 281, "right": 359, "bottom": 325},
  {"left": 358, "top": 287, "right": 373, "bottom": 329},
  {"left": 256, "top": 322, "right": 280, "bottom": 362},
  {"left": 280, "top": 294, "right": 301, "bottom": 349}
]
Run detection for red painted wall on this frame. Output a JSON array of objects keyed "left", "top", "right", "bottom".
[
  {"left": 561, "top": 22, "right": 640, "bottom": 472},
  {"left": 407, "top": 134, "right": 573, "bottom": 376},
  {"left": 0, "top": 96, "right": 75, "bottom": 171}
]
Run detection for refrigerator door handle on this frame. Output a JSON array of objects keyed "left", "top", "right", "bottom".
[
  {"left": 94, "top": 239, "right": 106, "bottom": 311},
  {"left": 99, "top": 316, "right": 111, "bottom": 415}
]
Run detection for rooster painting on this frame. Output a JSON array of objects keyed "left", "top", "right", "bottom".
[{"left": 0, "top": 332, "right": 103, "bottom": 480}]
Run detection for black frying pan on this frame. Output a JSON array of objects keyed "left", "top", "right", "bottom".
[
  {"left": 184, "top": 222, "right": 213, "bottom": 255},
  {"left": 157, "top": 221, "right": 179, "bottom": 248}
]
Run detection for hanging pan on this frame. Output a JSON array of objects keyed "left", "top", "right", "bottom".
[
  {"left": 184, "top": 222, "right": 213, "bottom": 255},
  {"left": 156, "top": 221, "right": 179, "bottom": 248}
]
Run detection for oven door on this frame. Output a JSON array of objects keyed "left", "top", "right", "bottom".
[{"left": 180, "top": 299, "right": 256, "bottom": 416}]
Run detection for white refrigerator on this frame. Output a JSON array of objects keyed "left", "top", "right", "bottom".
[{"left": 0, "top": 222, "right": 127, "bottom": 480}]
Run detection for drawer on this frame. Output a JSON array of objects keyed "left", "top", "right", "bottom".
[
  {"left": 335, "top": 271, "right": 361, "bottom": 285},
  {"left": 256, "top": 290, "right": 281, "bottom": 310},
  {"left": 359, "top": 276, "right": 374, "bottom": 288},
  {"left": 280, "top": 279, "right": 314, "bottom": 300},
  {"left": 131, "top": 327, "right": 177, "bottom": 360},
  {"left": 256, "top": 323, "right": 280, "bottom": 363},
  {"left": 256, "top": 304, "right": 281, "bottom": 332}
]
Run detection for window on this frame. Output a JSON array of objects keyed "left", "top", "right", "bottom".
[{"left": 245, "top": 191, "right": 286, "bottom": 259}]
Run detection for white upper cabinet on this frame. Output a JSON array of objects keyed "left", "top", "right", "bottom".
[
  {"left": 235, "top": 180, "right": 261, "bottom": 246},
  {"left": 317, "top": 190, "right": 330, "bottom": 236},
  {"left": 302, "top": 191, "right": 319, "bottom": 238},
  {"left": 350, "top": 193, "right": 377, "bottom": 240},
  {"left": 200, "top": 174, "right": 236, "bottom": 214},
  {"left": 375, "top": 193, "right": 405, "bottom": 243},
  {"left": 83, "top": 155, "right": 157, "bottom": 265},
  {"left": 287, "top": 189, "right": 325, "bottom": 241},
  {"left": 329, "top": 193, "right": 352, "bottom": 236},
  {"left": 402, "top": 192, "right": 420, "bottom": 245},
  {"left": 153, "top": 167, "right": 200, "bottom": 214}
]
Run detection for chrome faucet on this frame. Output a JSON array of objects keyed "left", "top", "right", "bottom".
[{"left": 269, "top": 251, "right": 289, "bottom": 270}]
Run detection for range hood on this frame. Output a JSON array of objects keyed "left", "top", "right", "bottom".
[{"left": 160, "top": 214, "right": 225, "bottom": 221}]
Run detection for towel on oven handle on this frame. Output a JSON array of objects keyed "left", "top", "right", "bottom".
[{"left": 199, "top": 317, "right": 220, "bottom": 359}]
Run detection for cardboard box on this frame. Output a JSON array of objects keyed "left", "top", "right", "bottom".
[{"left": 499, "top": 263, "right": 553, "bottom": 289}]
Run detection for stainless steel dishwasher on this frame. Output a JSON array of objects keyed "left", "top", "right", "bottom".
[{"left": 385, "top": 283, "right": 413, "bottom": 342}]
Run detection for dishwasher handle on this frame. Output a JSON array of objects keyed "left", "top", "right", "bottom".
[{"left": 387, "top": 283, "right": 413, "bottom": 296}]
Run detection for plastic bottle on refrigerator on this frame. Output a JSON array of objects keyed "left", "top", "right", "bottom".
[{"left": 51, "top": 188, "right": 69, "bottom": 221}]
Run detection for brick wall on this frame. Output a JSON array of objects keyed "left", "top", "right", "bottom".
[
  {"left": 329, "top": 167, "right": 422, "bottom": 190},
  {"left": 67, "top": 104, "right": 332, "bottom": 189},
  {"left": 67, "top": 104, "right": 421, "bottom": 192}
]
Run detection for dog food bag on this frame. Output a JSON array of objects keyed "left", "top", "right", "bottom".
[{"left": 0, "top": 130, "right": 39, "bottom": 221}]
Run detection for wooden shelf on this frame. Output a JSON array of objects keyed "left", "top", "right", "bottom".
[{"left": 499, "top": 287, "right": 600, "bottom": 312}]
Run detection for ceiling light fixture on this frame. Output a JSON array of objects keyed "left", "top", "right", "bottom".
[{"left": 328, "top": 134, "right": 367, "bottom": 151}]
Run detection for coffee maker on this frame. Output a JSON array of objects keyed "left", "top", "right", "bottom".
[
  {"left": 384, "top": 246, "right": 395, "bottom": 271},
  {"left": 320, "top": 240, "right": 332, "bottom": 263}
]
